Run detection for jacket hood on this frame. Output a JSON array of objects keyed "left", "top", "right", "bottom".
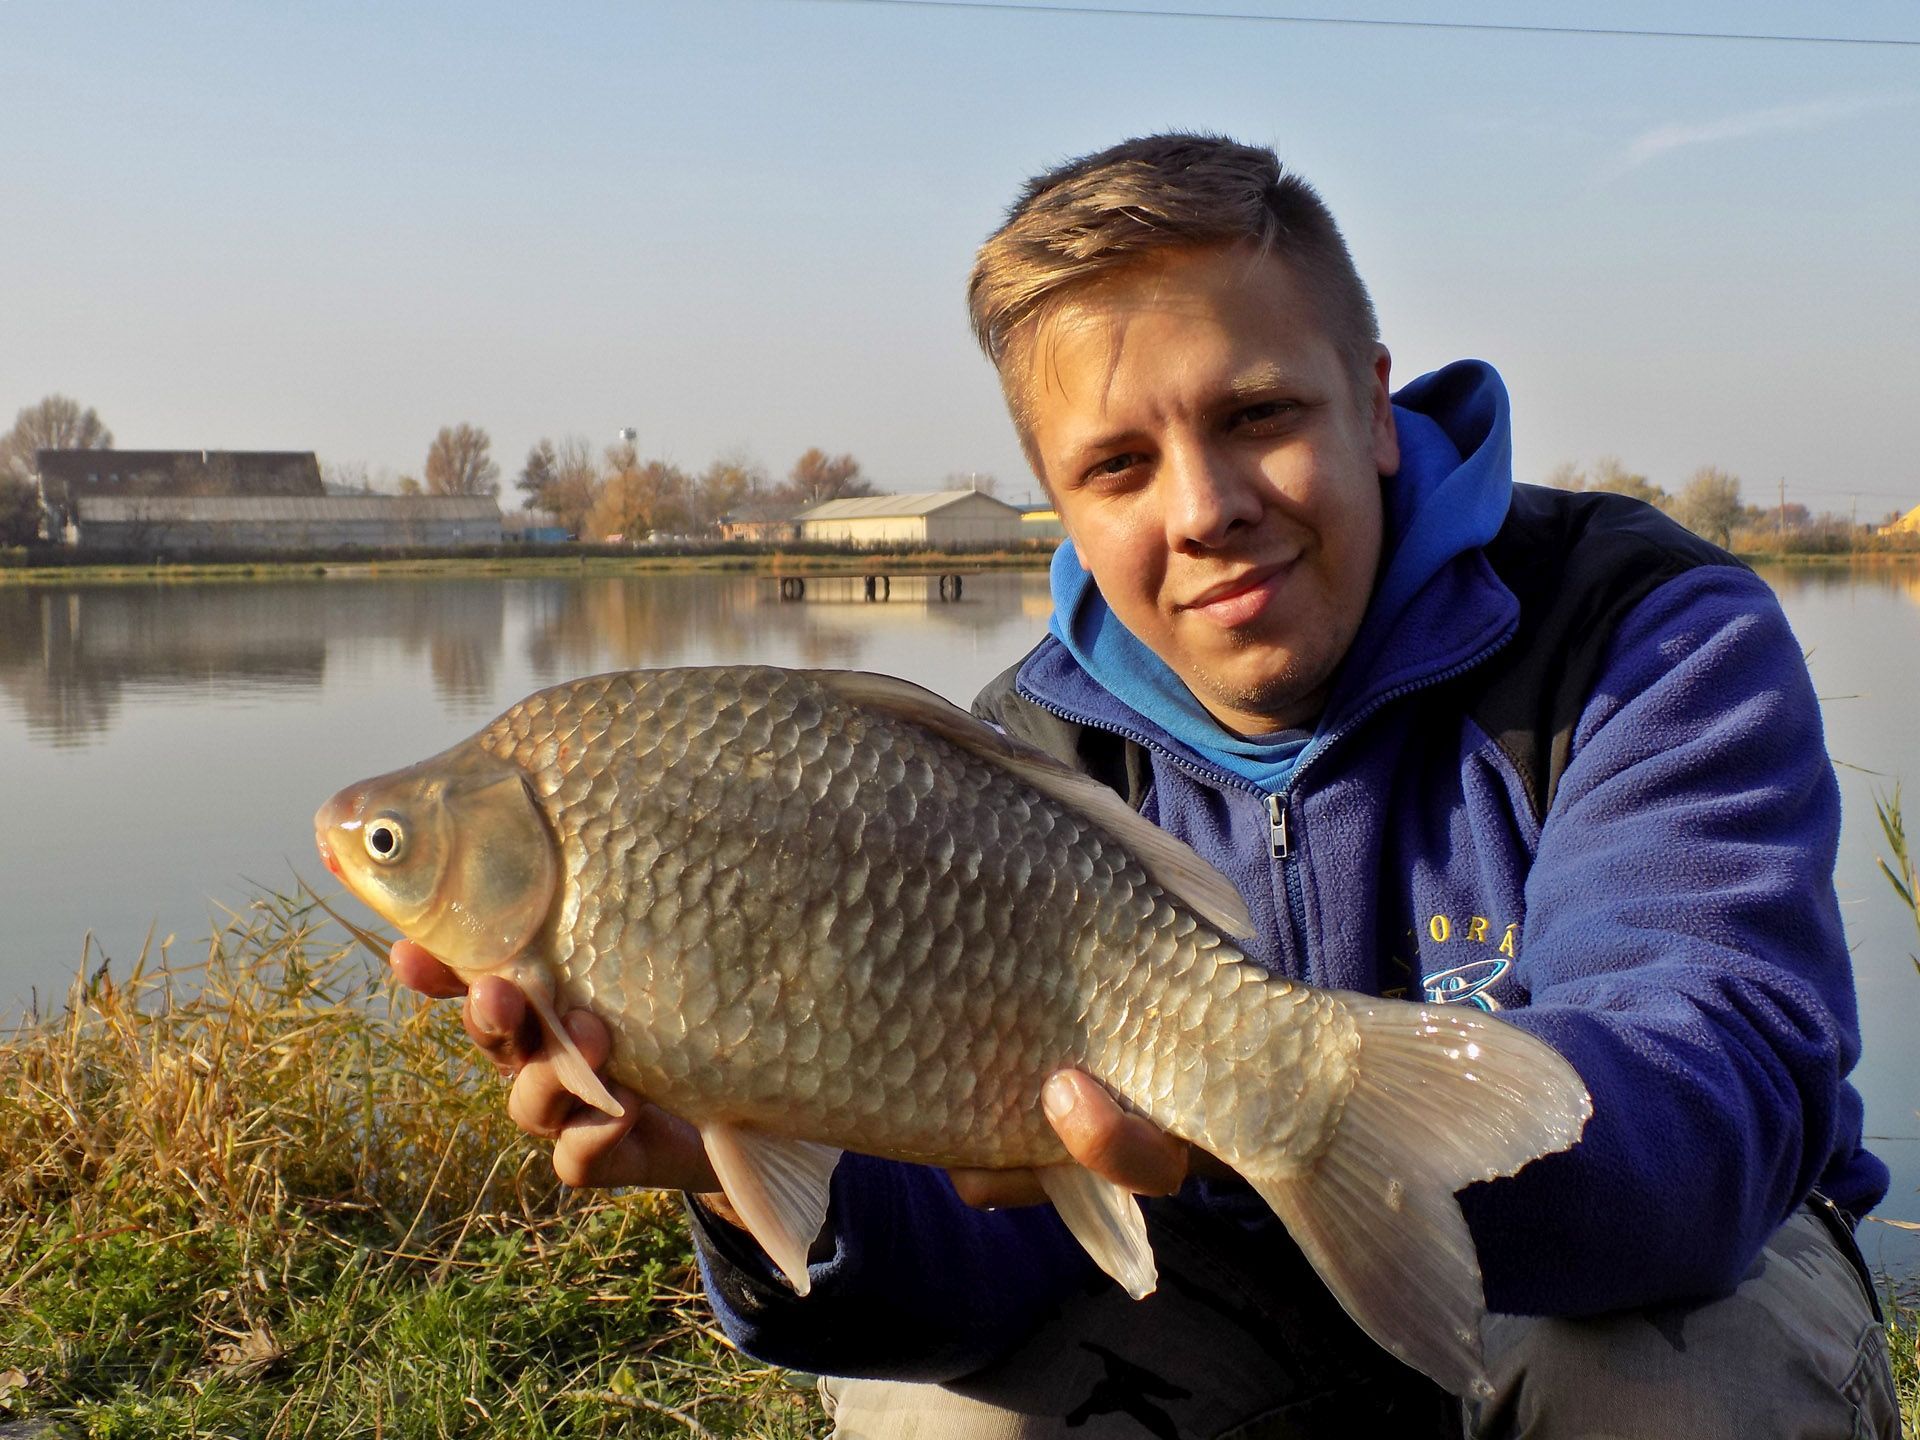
[{"left": 1041, "top": 359, "right": 1518, "bottom": 784}]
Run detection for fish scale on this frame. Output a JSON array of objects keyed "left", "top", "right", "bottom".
[{"left": 317, "top": 661, "right": 1592, "bottom": 1397}]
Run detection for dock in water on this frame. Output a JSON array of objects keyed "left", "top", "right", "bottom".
[{"left": 771, "top": 572, "right": 969, "bottom": 603}]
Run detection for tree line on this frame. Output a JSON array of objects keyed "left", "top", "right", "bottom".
[
  {"left": 5, "top": 391, "right": 1906, "bottom": 553},
  {"left": 1542, "top": 458, "right": 1911, "bottom": 553},
  {"left": 0, "top": 395, "right": 891, "bottom": 546}
]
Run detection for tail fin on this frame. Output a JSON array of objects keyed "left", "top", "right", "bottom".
[{"left": 1244, "top": 999, "right": 1590, "bottom": 1399}]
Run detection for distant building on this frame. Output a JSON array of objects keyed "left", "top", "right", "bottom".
[
  {"left": 502, "top": 508, "right": 572, "bottom": 544},
  {"left": 796, "top": 490, "right": 1026, "bottom": 548},
  {"left": 35, "top": 449, "right": 323, "bottom": 532},
  {"left": 70, "top": 495, "right": 503, "bottom": 553},
  {"left": 718, "top": 500, "right": 804, "bottom": 543},
  {"left": 1881, "top": 504, "right": 1920, "bottom": 536},
  {"left": 1019, "top": 504, "right": 1065, "bottom": 543}
]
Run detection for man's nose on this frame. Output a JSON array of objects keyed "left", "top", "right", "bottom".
[{"left": 1163, "top": 442, "right": 1263, "bottom": 550}]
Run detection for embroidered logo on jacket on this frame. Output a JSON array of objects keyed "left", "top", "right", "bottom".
[{"left": 1418, "top": 916, "right": 1519, "bottom": 1011}]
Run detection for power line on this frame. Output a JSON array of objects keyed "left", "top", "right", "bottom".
[{"left": 802, "top": 0, "right": 1920, "bottom": 48}]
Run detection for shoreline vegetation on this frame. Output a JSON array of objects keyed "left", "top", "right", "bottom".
[
  {"left": 3, "top": 540, "right": 1919, "bottom": 586},
  {"left": 0, "top": 543, "right": 1063, "bottom": 586},
  {"left": 1, "top": 893, "right": 1915, "bottom": 1434},
  {"left": 0, "top": 895, "right": 822, "bottom": 1438}
]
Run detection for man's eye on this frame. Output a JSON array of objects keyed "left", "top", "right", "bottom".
[
  {"left": 1087, "top": 453, "right": 1142, "bottom": 483},
  {"left": 1233, "top": 402, "right": 1293, "bottom": 428}
]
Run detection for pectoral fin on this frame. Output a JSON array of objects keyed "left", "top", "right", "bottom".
[
  {"left": 519, "top": 981, "right": 623, "bottom": 1117},
  {"left": 701, "top": 1123, "right": 843, "bottom": 1295},
  {"left": 1037, "top": 1165, "right": 1158, "bottom": 1299}
]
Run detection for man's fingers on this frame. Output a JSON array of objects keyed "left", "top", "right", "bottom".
[
  {"left": 464, "top": 975, "right": 542, "bottom": 1072},
  {"left": 948, "top": 1071, "right": 1191, "bottom": 1211},
  {"left": 553, "top": 1090, "right": 721, "bottom": 1192},
  {"left": 389, "top": 939, "right": 467, "bottom": 999},
  {"left": 1042, "top": 1071, "right": 1189, "bottom": 1197},
  {"left": 506, "top": 1010, "right": 613, "bottom": 1136}
]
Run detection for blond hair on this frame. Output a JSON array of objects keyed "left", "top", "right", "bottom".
[{"left": 968, "top": 134, "right": 1380, "bottom": 449}]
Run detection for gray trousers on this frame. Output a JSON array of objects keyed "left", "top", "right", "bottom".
[{"left": 819, "top": 1204, "right": 1900, "bottom": 1439}]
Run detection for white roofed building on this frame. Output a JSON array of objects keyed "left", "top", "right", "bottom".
[{"left": 795, "top": 490, "right": 1027, "bottom": 548}]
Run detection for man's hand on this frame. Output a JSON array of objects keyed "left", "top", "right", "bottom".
[
  {"left": 389, "top": 940, "right": 722, "bottom": 1196},
  {"left": 947, "top": 1071, "right": 1202, "bottom": 1208}
]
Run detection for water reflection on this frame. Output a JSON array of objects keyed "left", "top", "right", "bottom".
[
  {"left": 0, "top": 572, "right": 1050, "bottom": 748},
  {"left": 1754, "top": 560, "right": 1920, "bottom": 605},
  {"left": 3, "top": 565, "right": 1911, "bottom": 750},
  {"left": 519, "top": 573, "right": 1024, "bottom": 679},
  {"left": 0, "top": 581, "right": 507, "bottom": 745}
]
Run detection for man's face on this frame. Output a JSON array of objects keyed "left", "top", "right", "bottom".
[{"left": 1018, "top": 244, "right": 1397, "bottom": 734}]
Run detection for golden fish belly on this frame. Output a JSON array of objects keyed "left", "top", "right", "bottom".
[{"left": 471, "top": 664, "right": 1359, "bottom": 1174}]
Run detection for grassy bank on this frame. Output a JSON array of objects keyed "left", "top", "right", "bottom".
[
  {"left": 0, "top": 896, "right": 820, "bottom": 1438},
  {"left": 4, "top": 893, "right": 1916, "bottom": 1435},
  {"left": 0, "top": 544, "right": 1055, "bottom": 586}
]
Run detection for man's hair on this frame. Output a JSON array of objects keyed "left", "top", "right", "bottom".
[{"left": 968, "top": 133, "right": 1380, "bottom": 449}]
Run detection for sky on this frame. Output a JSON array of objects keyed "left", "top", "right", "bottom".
[{"left": 2, "top": 0, "right": 1916, "bottom": 515}]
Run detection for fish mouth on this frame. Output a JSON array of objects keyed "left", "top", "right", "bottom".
[{"left": 313, "top": 788, "right": 365, "bottom": 881}]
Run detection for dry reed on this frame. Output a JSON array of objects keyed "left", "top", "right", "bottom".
[{"left": 0, "top": 891, "right": 818, "bottom": 1438}]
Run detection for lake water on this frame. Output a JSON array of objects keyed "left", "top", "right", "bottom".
[{"left": 3, "top": 563, "right": 1917, "bottom": 1274}]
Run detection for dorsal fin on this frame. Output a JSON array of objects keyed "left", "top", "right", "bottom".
[{"left": 813, "top": 669, "right": 1253, "bottom": 940}]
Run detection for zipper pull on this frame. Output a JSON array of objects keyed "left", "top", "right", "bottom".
[{"left": 1267, "top": 794, "right": 1289, "bottom": 860}]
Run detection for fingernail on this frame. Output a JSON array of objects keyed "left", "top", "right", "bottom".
[{"left": 1042, "top": 1074, "right": 1077, "bottom": 1122}]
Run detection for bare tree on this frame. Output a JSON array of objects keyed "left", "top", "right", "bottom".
[
  {"left": 1671, "top": 466, "right": 1744, "bottom": 548},
  {"left": 1542, "top": 461, "right": 1586, "bottom": 492},
  {"left": 784, "top": 448, "right": 873, "bottom": 506},
  {"left": 516, "top": 439, "right": 559, "bottom": 511},
  {"left": 543, "top": 437, "right": 599, "bottom": 538},
  {"left": 0, "top": 395, "right": 114, "bottom": 488},
  {"left": 1588, "top": 456, "right": 1667, "bottom": 508},
  {"left": 322, "top": 459, "right": 375, "bottom": 494},
  {"left": 693, "top": 456, "right": 767, "bottom": 533},
  {"left": 0, "top": 395, "right": 113, "bottom": 542},
  {"left": 424, "top": 423, "right": 500, "bottom": 497}
]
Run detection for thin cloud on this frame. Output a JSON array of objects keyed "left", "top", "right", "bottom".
[{"left": 1599, "top": 94, "right": 1916, "bottom": 184}]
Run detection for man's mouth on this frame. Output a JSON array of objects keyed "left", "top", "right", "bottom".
[{"left": 1181, "top": 561, "right": 1293, "bottom": 626}]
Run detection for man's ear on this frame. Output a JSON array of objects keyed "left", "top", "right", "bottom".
[{"left": 1367, "top": 346, "right": 1399, "bottom": 477}]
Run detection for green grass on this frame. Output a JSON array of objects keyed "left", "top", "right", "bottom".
[
  {"left": 1877, "top": 786, "right": 1920, "bottom": 1430},
  {"left": 0, "top": 896, "right": 820, "bottom": 1438},
  {"left": 1887, "top": 1290, "right": 1919, "bottom": 1433}
]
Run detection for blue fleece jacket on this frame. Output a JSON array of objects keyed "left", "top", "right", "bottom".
[{"left": 691, "top": 360, "right": 1885, "bottom": 1380}]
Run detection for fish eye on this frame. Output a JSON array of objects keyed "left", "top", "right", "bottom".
[{"left": 364, "top": 816, "right": 407, "bottom": 865}]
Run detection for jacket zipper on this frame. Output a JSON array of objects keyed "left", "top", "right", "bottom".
[{"left": 1016, "top": 624, "right": 1517, "bottom": 972}]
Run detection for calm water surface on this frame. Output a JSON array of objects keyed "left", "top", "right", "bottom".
[{"left": 3, "top": 564, "right": 1917, "bottom": 1271}]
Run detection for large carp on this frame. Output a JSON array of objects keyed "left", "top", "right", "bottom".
[{"left": 315, "top": 664, "right": 1589, "bottom": 1397}]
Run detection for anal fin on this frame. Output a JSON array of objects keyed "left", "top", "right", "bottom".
[
  {"left": 1037, "top": 1165, "right": 1157, "bottom": 1299},
  {"left": 701, "top": 1123, "right": 843, "bottom": 1295}
]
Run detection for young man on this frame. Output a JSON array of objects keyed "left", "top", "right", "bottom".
[{"left": 394, "top": 135, "right": 1897, "bottom": 1436}]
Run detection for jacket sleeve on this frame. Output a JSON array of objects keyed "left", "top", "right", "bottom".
[
  {"left": 690, "top": 1152, "right": 1098, "bottom": 1380},
  {"left": 1461, "top": 563, "right": 1864, "bottom": 1315}
]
